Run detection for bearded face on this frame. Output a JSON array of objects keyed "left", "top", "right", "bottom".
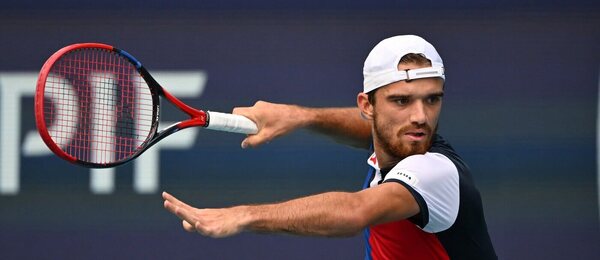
[
  {"left": 363, "top": 68, "right": 444, "bottom": 166},
  {"left": 372, "top": 110, "right": 436, "bottom": 159}
]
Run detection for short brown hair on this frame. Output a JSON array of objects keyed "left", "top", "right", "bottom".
[{"left": 367, "top": 53, "right": 432, "bottom": 104}]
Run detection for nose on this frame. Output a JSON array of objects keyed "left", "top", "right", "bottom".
[{"left": 409, "top": 101, "right": 427, "bottom": 126}]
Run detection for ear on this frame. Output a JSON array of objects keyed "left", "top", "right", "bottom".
[{"left": 357, "top": 92, "right": 374, "bottom": 120}]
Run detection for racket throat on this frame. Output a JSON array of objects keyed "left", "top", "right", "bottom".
[{"left": 177, "top": 116, "right": 208, "bottom": 129}]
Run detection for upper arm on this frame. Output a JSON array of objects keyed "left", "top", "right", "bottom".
[{"left": 355, "top": 181, "right": 421, "bottom": 227}]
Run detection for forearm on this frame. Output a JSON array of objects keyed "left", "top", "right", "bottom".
[
  {"left": 298, "top": 106, "right": 372, "bottom": 149},
  {"left": 243, "top": 191, "right": 368, "bottom": 237},
  {"left": 162, "top": 184, "right": 418, "bottom": 238}
]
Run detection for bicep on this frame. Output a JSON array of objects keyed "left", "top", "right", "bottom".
[{"left": 356, "top": 182, "right": 420, "bottom": 226}]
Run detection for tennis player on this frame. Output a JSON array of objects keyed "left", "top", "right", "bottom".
[{"left": 163, "top": 35, "right": 497, "bottom": 259}]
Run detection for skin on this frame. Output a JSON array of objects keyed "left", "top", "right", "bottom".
[
  {"left": 233, "top": 102, "right": 372, "bottom": 150},
  {"left": 163, "top": 62, "right": 444, "bottom": 238}
]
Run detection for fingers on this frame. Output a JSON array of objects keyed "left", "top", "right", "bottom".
[
  {"left": 241, "top": 131, "right": 273, "bottom": 149},
  {"left": 162, "top": 192, "right": 193, "bottom": 211},
  {"left": 236, "top": 100, "right": 307, "bottom": 149},
  {"left": 163, "top": 192, "right": 200, "bottom": 232},
  {"left": 182, "top": 220, "right": 196, "bottom": 232},
  {"left": 233, "top": 106, "right": 262, "bottom": 149},
  {"left": 162, "top": 192, "right": 243, "bottom": 238},
  {"left": 164, "top": 200, "right": 193, "bottom": 223},
  {"left": 232, "top": 106, "right": 255, "bottom": 122}
]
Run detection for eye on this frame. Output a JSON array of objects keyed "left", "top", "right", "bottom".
[
  {"left": 395, "top": 97, "right": 410, "bottom": 105},
  {"left": 426, "top": 95, "right": 442, "bottom": 105}
]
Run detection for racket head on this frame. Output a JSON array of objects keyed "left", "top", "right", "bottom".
[{"left": 35, "top": 43, "right": 160, "bottom": 167}]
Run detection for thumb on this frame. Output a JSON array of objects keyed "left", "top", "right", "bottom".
[
  {"left": 182, "top": 220, "right": 196, "bottom": 232},
  {"left": 241, "top": 132, "right": 272, "bottom": 149}
]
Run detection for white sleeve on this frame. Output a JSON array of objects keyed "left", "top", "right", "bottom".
[{"left": 383, "top": 152, "right": 460, "bottom": 233}]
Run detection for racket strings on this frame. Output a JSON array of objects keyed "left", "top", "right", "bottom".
[{"left": 44, "top": 48, "right": 154, "bottom": 164}]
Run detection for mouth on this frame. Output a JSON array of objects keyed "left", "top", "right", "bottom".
[{"left": 404, "top": 131, "right": 428, "bottom": 141}]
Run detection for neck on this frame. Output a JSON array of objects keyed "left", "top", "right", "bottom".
[{"left": 372, "top": 144, "right": 402, "bottom": 170}]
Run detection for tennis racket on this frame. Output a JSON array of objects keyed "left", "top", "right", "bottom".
[{"left": 35, "top": 43, "right": 258, "bottom": 168}]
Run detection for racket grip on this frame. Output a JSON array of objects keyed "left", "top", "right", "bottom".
[{"left": 206, "top": 111, "right": 258, "bottom": 134}]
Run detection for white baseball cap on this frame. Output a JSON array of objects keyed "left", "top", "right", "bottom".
[{"left": 363, "top": 35, "right": 445, "bottom": 93}]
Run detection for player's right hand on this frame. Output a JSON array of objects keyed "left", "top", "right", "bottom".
[{"left": 232, "top": 101, "right": 307, "bottom": 148}]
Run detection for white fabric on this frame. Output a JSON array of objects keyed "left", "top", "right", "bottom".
[{"left": 363, "top": 35, "right": 445, "bottom": 93}]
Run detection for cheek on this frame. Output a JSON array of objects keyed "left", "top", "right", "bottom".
[
  {"left": 376, "top": 105, "right": 410, "bottom": 125},
  {"left": 427, "top": 108, "right": 441, "bottom": 126},
  {"left": 427, "top": 113, "right": 438, "bottom": 125},
  {"left": 377, "top": 114, "right": 407, "bottom": 135}
]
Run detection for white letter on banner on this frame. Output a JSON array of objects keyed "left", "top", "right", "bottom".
[{"left": 0, "top": 73, "right": 37, "bottom": 195}]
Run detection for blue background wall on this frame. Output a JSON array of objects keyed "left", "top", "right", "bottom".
[{"left": 1, "top": 1, "right": 599, "bottom": 259}]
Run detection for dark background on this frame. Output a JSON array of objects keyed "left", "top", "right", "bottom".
[{"left": 1, "top": 1, "right": 599, "bottom": 259}]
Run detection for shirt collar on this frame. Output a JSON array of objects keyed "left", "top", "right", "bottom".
[{"left": 367, "top": 152, "right": 379, "bottom": 170}]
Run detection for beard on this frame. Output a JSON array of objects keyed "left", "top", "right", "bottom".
[{"left": 372, "top": 112, "right": 436, "bottom": 160}]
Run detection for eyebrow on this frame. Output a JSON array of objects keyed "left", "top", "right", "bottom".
[
  {"left": 429, "top": 91, "right": 445, "bottom": 98},
  {"left": 386, "top": 91, "right": 444, "bottom": 100}
]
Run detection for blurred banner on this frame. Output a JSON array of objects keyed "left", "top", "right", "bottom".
[{"left": 0, "top": 1, "right": 599, "bottom": 259}]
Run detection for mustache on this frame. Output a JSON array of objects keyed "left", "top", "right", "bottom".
[{"left": 397, "top": 124, "right": 433, "bottom": 137}]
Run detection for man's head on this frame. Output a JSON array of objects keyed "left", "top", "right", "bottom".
[{"left": 357, "top": 35, "right": 445, "bottom": 164}]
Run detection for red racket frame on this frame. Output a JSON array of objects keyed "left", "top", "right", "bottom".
[{"left": 35, "top": 43, "right": 211, "bottom": 167}]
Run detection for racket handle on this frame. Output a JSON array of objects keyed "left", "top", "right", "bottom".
[{"left": 206, "top": 111, "right": 258, "bottom": 134}]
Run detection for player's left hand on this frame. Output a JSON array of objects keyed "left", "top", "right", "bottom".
[{"left": 162, "top": 191, "right": 249, "bottom": 238}]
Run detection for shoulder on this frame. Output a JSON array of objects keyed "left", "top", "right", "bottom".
[
  {"left": 384, "top": 152, "right": 460, "bottom": 233},
  {"left": 386, "top": 152, "right": 458, "bottom": 187}
]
